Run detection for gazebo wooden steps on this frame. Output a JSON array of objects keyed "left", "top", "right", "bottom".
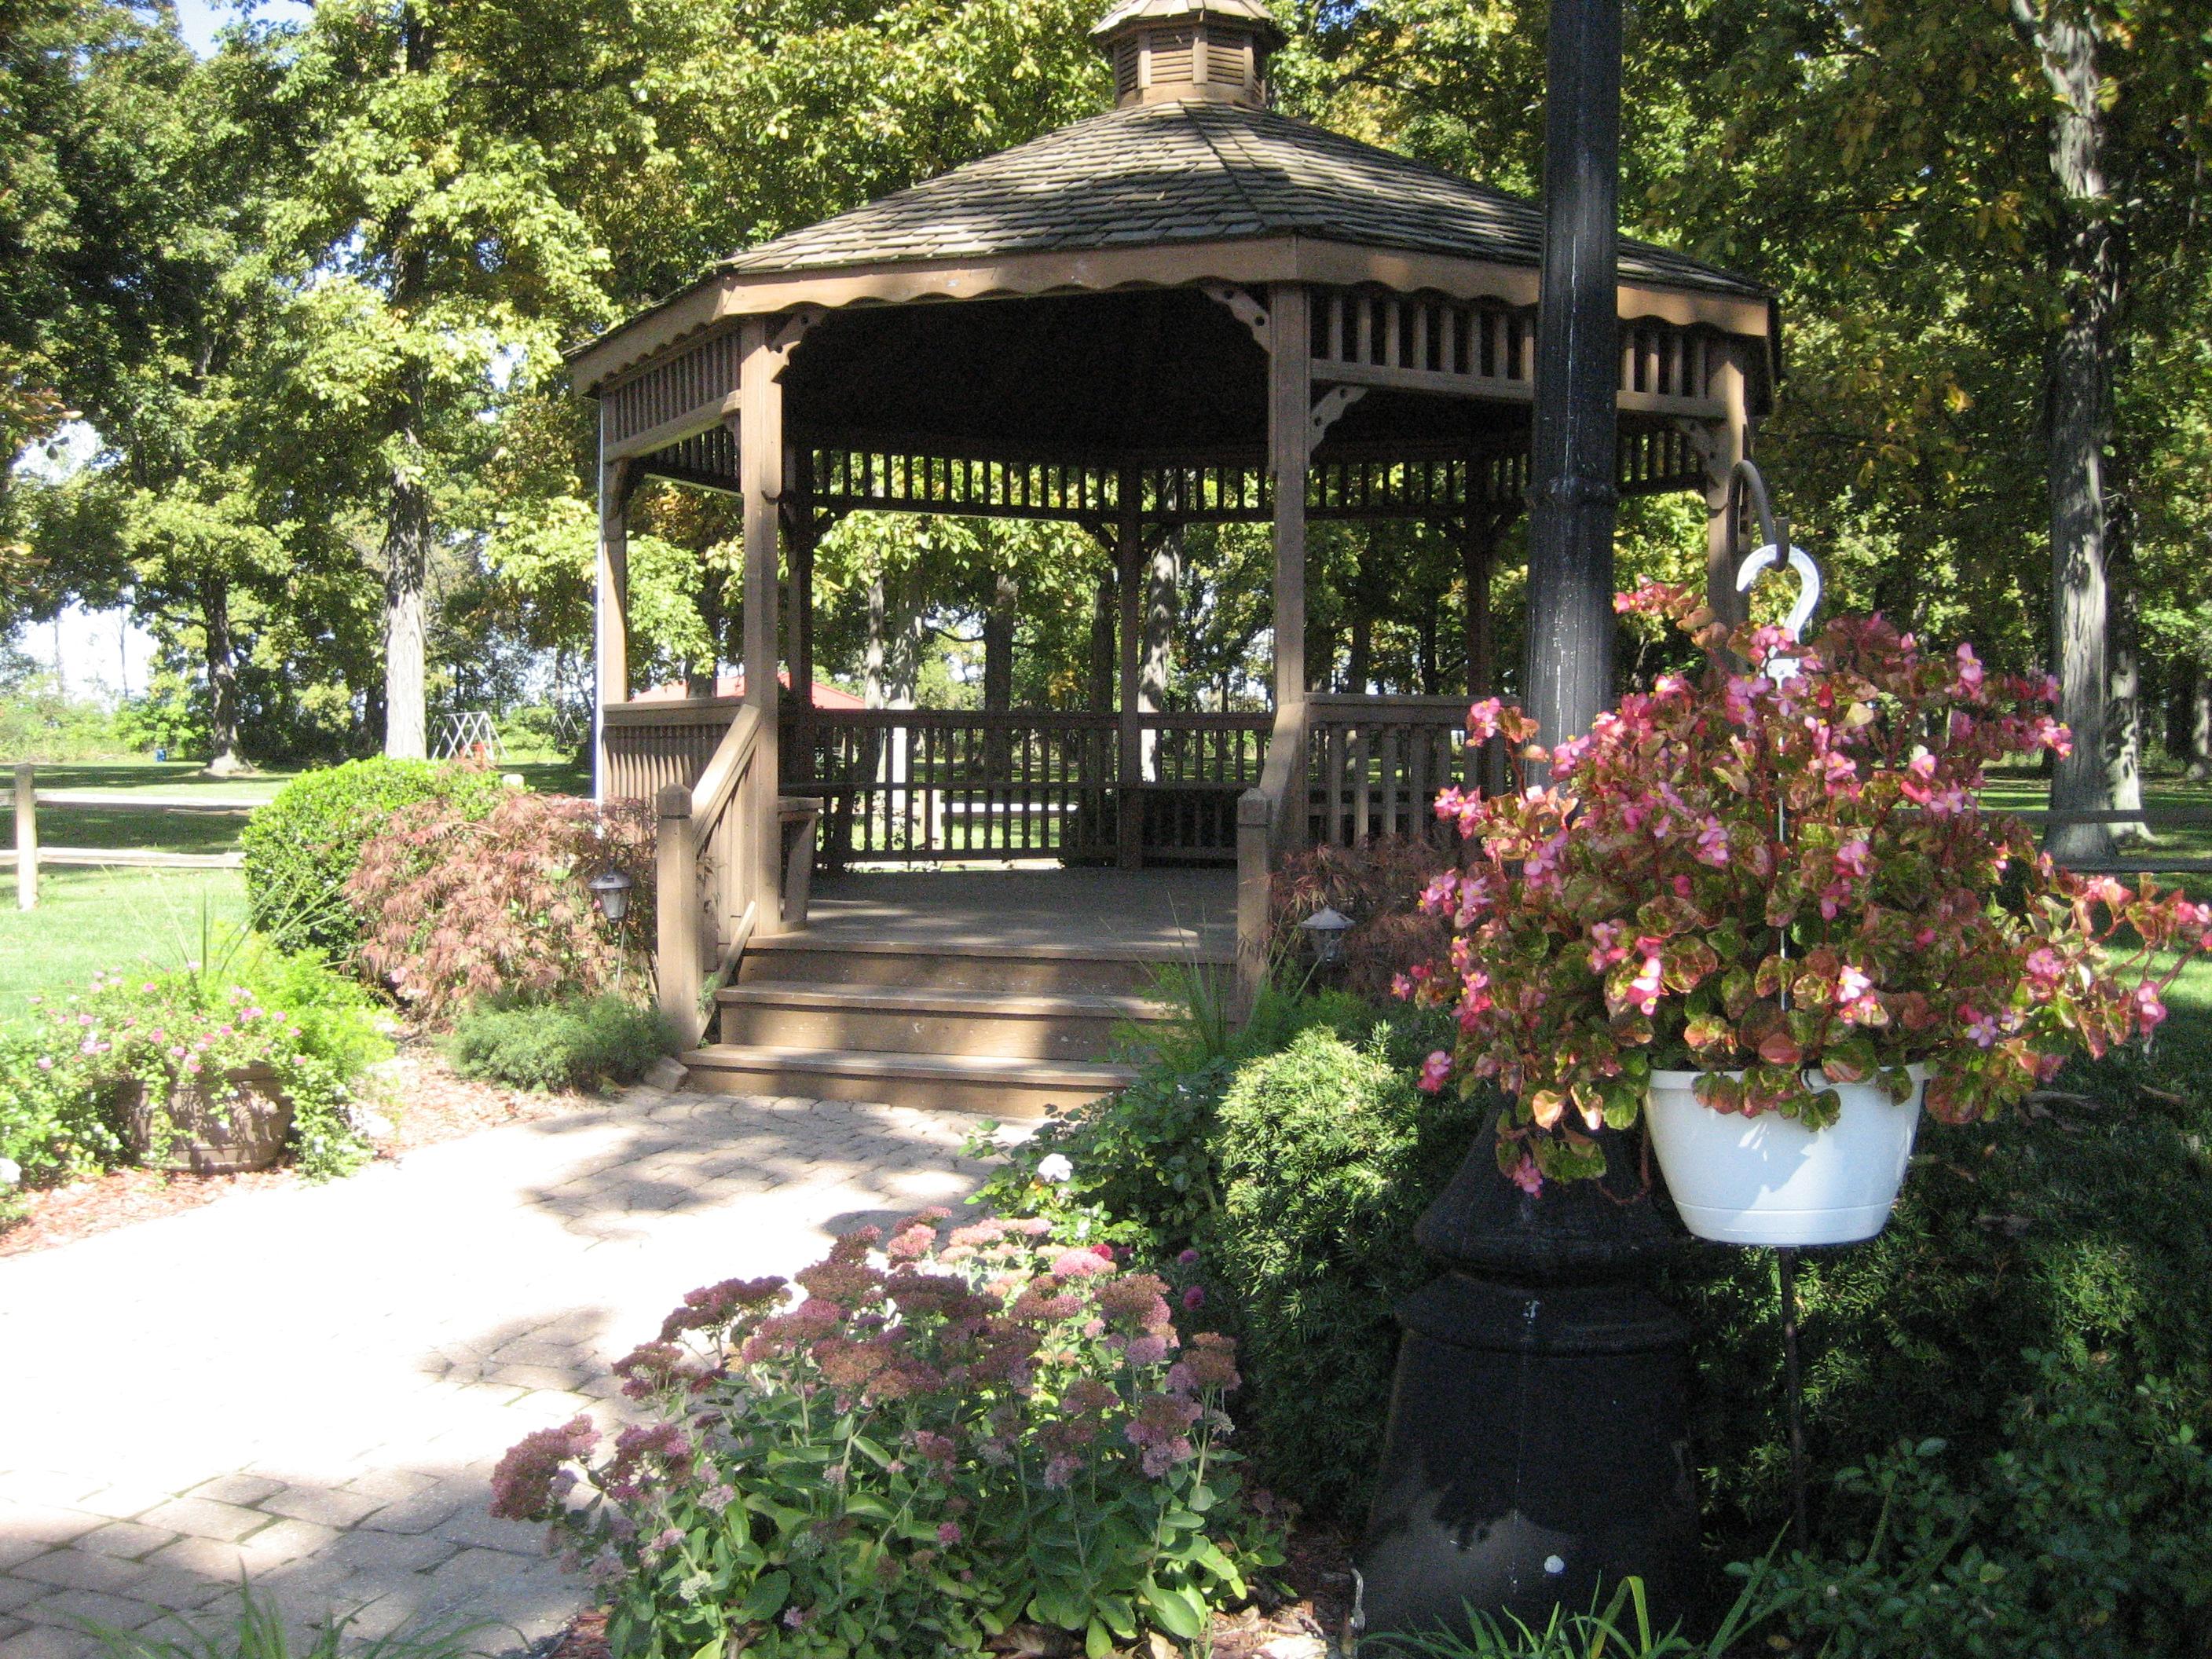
[
  {"left": 682, "top": 1044, "right": 1143, "bottom": 1120},
  {"left": 734, "top": 933, "right": 1228, "bottom": 997},
  {"left": 714, "top": 982, "right": 1176, "bottom": 1063},
  {"left": 685, "top": 927, "right": 1228, "bottom": 1115}
]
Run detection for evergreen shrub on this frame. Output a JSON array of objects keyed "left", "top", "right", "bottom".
[
  {"left": 242, "top": 759, "right": 505, "bottom": 954},
  {"left": 444, "top": 995, "right": 676, "bottom": 1093}
]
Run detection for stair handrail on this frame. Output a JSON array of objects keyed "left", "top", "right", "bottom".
[
  {"left": 1233, "top": 699, "right": 1310, "bottom": 1020},
  {"left": 656, "top": 703, "right": 764, "bottom": 1049}
]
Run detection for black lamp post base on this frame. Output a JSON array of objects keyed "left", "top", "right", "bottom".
[{"left": 1353, "top": 1273, "right": 1697, "bottom": 1640}]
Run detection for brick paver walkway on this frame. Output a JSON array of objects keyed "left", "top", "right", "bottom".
[{"left": 0, "top": 1087, "right": 994, "bottom": 1659}]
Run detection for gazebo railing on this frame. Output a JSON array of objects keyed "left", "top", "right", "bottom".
[
  {"left": 778, "top": 706, "right": 1272, "bottom": 866},
  {"left": 1302, "top": 695, "right": 1474, "bottom": 848}
]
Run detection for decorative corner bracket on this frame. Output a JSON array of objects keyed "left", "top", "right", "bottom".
[
  {"left": 1309, "top": 385, "right": 1367, "bottom": 453},
  {"left": 1200, "top": 281, "right": 1270, "bottom": 346}
]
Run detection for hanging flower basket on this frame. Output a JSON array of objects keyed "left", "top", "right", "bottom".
[
  {"left": 1399, "top": 580, "right": 2212, "bottom": 1233},
  {"left": 1643, "top": 1064, "right": 1927, "bottom": 1245}
]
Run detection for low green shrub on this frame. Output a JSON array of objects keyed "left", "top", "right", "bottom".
[
  {"left": 1759, "top": 1354, "right": 2212, "bottom": 1655},
  {"left": 1668, "top": 1046, "right": 2212, "bottom": 1562},
  {"left": 242, "top": 758, "right": 506, "bottom": 954},
  {"left": 1214, "top": 1017, "right": 1485, "bottom": 1520},
  {"left": 229, "top": 937, "right": 396, "bottom": 1082},
  {"left": 444, "top": 995, "right": 676, "bottom": 1093},
  {"left": 491, "top": 1215, "right": 1283, "bottom": 1658},
  {"left": 973, "top": 988, "right": 1476, "bottom": 1521}
]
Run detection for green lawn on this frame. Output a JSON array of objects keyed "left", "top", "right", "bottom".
[
  {"left": 0, "top": 866, "right": 249, "bottom": 1031},
  {"left": 2, "top": 755, "right": 592, "bottom": 861}
]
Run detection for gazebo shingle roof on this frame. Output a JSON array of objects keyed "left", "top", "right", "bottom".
[{"left": 717, "top": 98, "right": 1767, "bottom": 299}]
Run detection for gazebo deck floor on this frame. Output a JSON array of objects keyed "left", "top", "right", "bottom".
[{"left": 800, "top": 866, "right": 1236, "bottom": 958}]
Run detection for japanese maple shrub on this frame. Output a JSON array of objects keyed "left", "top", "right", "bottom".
[
  {"left": 490, "top": 1215, "right": 1281, "bottom": 1659},
  {"left": 347, "top": 791, "right": 654, "bottom": 1020},
  {"left": 1404, "top": 580, "right": 2212, "bottom": 1190}
]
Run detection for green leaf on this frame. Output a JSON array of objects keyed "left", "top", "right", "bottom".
[
  {"left": 1141, "top": 1579, "right": 1206, "bottom": 1640},
  {"left": 737, "top": 1571, "right": 790, "bottom": 1621},
  {"left": 1086, "top": 1617, "right": 1115, "bottom": 1659}
]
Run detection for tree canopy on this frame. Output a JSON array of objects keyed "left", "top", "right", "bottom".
[{"left": 7, "top": 0, "right": 2209, "bottom": 785}]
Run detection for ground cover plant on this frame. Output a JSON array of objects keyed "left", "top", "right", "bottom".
[
  {"left": 348, "top": 789, "right": 655, "bottom": 1020},
  {"left": 491, "top": 1216, "right": 1282, "bottom": 1658},
  {"left": 445, "top": 994, "right": 676, "bottom": 1093}
]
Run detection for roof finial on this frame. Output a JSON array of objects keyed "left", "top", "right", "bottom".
[{"left": 1090, "top": 1, "right": 1285, "bottom": 112}]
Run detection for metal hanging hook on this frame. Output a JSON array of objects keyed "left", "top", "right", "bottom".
[{"left": 1728, "top": 460, "right": 1822, "bottom": 678}]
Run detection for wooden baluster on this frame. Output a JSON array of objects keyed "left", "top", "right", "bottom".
[{"left": 1345, "top": 730, "right": 1362, "bottom": 844}]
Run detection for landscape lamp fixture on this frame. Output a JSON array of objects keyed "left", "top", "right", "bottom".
[
  {"left": 1300, "top": 906, "right": 1353, "bottom": 968},
  {"left": 588, "top": 868, "right": 635, "bottom": 925}
]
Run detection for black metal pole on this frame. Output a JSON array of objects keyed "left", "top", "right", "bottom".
[
  {"left": 1523, "top": 0, "right": 1623, "bottom": 770},
  {"left": 1778, "top": 1247, "right": 1810, "bottom": 1547},
  {"left": 1354, "top": 6, "right": 1698, "bottom": 1639}
]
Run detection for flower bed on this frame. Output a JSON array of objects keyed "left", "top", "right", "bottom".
[{"left": 493, "top": 1214, "right": 1284, "bottom": 1657}]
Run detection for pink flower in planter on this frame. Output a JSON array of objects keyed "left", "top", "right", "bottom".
[
  {"left": 1509, "top": 1155, "right": 1544, "bottom": 1197},
  {"left": 936, "top": 1522, "right": 962, "bottom": 1544},
  {"left": 35, "top": 1057, "right": 52, "bottom": 1071},
  {"left": 1961, "top": 1007, "right": 2002, "bottom": 1049}
]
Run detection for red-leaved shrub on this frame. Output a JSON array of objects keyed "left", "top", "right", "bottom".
[
  {"left": 1269, "top": 835, "right": 1456, "bottom": 998},
  {"left": 347, "top": 791, "right": 655, "bottom": 1020}
]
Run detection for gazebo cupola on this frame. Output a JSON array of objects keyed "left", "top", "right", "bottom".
[{"left": 1091, "top": 0, "right": 1285, "bottom": 109}]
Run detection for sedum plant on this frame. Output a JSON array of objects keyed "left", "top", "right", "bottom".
[
  {"left": 491, "top": 1216, "right": 1280, "bottom": 1659},
  {"left": 1403, "top": 580, "right": 2212, "bottom": 1190}
]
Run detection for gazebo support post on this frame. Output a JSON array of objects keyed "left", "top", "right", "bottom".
[
  {"left": 785, "top": 452, "right": 817, "bottom": 798},
  {"left": 1115, "top": 469, "right": 1145, "bottom": 870},
  {"left": 1267, "top": 282, "right": 1311, "bottom": 734},
  {"left": 592, "top": 449, "right": 632, "bottom": 804},
  {"left": 1701, "top": 340, "right": 1753, "bottom": 628},
  {"left": 1355, "top": 0, "right": 1698, "bottom": 1639},
  {"left": 738, "top": 320, "right": 785, "bottom": 933}
]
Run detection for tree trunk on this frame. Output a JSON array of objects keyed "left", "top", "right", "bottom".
[
  {"left": 1418, "top": 591, "right": 1441, "bottom": 696},
  {"left": 2105, "top": 512, "right": 2150, "bottom": 840},
  {"left": 382, "top": 437, "right": 430, "bottom": 760},
  {"left": 202, "top": 578, "right": 246, "bottom": 777},
  {"left": 2190, "top": 664, "right": 2212, "bottom": 782},
  {"left": 2019, "top": 0, "right": 2116, "bottom": 865},
  {"left": 1089, "top": 571, "right": 1116, "bottom": 712},
  {"left": 381, "top": 9, "right": 437, "bottom": 760},
  {"left": 983, "top": 569, "right": 1018, "bottom": 711},
  {"left": 1140, "top": 530, "right": 1178, "bottom": 780}
]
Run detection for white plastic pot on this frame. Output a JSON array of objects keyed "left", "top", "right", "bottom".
[{"left": 1643, "top": 1064, "right": 1930, "bottom": 1246}]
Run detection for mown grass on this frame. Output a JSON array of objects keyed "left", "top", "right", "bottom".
[{"left": 0, "top": 867, "right": 249, "bottom": 1031}]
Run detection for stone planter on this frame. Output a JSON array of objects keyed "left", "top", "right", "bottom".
[
  {"left": 1644, "top": 1064, "right": 1931, "bottom": 1246},
  {"left": 122, "top": 1064, "right": 295, "bottom": 1175}
]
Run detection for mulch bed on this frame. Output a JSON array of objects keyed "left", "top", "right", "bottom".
[{"left": 0, "top": 1045, "right": 597, "bottom": 1260}]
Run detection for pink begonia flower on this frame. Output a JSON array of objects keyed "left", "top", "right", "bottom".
[
  {"left": 1509, "top": 1156, "right": 1544, "bottom": 1196},
  {"left": 1950, "top": 643, "right": 1985, "bottom": 698},
  {"left": 1962, "top": 1008, "right": 2001, "bottom": 1049},
  {"left": 1835, "top": 839, "right": 1872, "bottom": 878},
  {"left": 1419, "top": 1050, "right": 1453, "bottom": 1093},
  {"left": 1465, "top": 697, "right": 1506, "bottom": 742},
  {"left": 2024, "top": 947, "right": 2066, "bottom": 991},
  {"left": 1623, "top": 954, "right": 1664, "bottom": 1017},
  {"left": 1694, "top": 819, "right": 1730, "bottom": 867},
  {"left": 2134, "top": 983, "right": 2168, "bottom": 1033}
]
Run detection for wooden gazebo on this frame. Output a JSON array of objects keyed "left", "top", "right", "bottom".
[{"left": 571, "top": 0, "right": 1775, "bottom": 1054}]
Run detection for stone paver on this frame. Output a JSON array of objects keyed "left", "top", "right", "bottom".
[{"left": 0, "top": 1088, "right": 994, "bottom": 1653}]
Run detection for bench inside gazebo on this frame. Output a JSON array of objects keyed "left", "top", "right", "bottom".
[{"left": 572, "top": 0, "right": 1776, "bottom": 1116}]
